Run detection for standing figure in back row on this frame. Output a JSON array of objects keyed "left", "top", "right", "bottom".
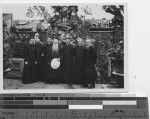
[
  {"left": 34, "top": 33, "right": 44, "bottom": 82},
  {"left": 85, "top": 38, "right": 97, "bottom": 88},
  {"left": 63, "top": 33, "right": 75, "bottom": 88},
  {"left": 22, "top": 39, "right": 37, "bottom": 84},
  {"left": 43, "top": 37, "right": 53, "bottom": 83},
  {"left": 74, "top": 37, "right": 87, "bottom": 87}
]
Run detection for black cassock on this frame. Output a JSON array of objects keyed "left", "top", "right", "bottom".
[
  {"left": 22, "top": 43, "right": 37, "bottom": 84},
  {"left": 35, "top": 42, "right": 44, "bottom": 82},
  {"left": 86, "top": 46, "right": 97, "bottom": 85},
  {"left": 43, "top": 43, "right": 52, "bottom": 83},
  {"left": 44, "top": 44, "right": 64, "bottom": 84},
  {"left": 63, "top": 44, "right": 75, "bottom": 84},
  {"left": 74, "top": 45, "right": 87, "bottom": 85}
]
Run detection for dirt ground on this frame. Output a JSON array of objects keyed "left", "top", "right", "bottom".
[{"left": 3, "top": 79, "right": 118, "bottom": 89}]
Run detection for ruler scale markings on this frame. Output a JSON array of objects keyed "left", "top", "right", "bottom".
[
  {"left": 56, "top": 109, "right": 67, "bottom": 117},
  {"left": 75, "top": 110, "right": 86, "bottom": 117},
  {"left": 137, "top": 100, "right": 148, "bottom": 109},
  {"left": 65, "top": 109, "right": 76, "bottom": 118},
  {"left": 123, "top": 110, "right": 135, "bottom": 117},
  {"left": 95, "top": 109, "right": 106, "bottom": 117},
  {"left": 37, "top": 109, "right": 47, "bottom": 118},
  {"left": 0, "top": 109, "right": 18, "bottom": 118},
  {"left": 0, "top": 109, "right": 149, "bottom": 118},
  {"left": 18, "top": 109, "right": 27, "bottom": 118},
  {"left": 0, "top": 94, "right": 149, "bottom": 119},
  {"left": 25, "top": 109, "right": 37, "bottom": 118},
  {"left": 48, "top": 110, "right": 56, "bottom": 118},
  {"left": 85, "top": 110, "right": 96, "bottom": 117}
]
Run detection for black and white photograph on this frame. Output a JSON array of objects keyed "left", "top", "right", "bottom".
[{"left": 2, "top": 3, "right": 126, "bottom": 91}]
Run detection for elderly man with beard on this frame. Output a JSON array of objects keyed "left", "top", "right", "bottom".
[{"left": 49, "top": 38, "right": 64, "bottom": 84}]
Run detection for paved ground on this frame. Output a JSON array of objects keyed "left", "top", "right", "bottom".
[{"left": 3, "top": 79, "right": 118, "bottom": 89}]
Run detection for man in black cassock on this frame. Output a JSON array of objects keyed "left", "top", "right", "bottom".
[
  {"left": 85, "top": 38, "right": 97, "bottom": 88},
  {"left": 74, "top": 37, "right": 87, "bottom": 87},
  {"left": 43, "top": 38, "right": 53, "bottom": 83},
  {"left": 22, "top": 39, "right": 37, "bottom": 84},
  {"left": 63, "top": 34, "right": 75, "bottom": 88},
  {"left": 34, "top": 33, "right": 44, "bottom": 82}
]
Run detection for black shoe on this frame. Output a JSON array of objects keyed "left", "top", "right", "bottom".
[
  {"left": 68, "top": 84, "right": 75, "bottom": 89},
  {"left": 88, "top": 84, "right": 95, "bottom": 89},
  {"left": 82, "top": 84, "right": 88, "bottom": 88},
  {"left": 22, "top": 81, "right": 31, "bottom": 84}
]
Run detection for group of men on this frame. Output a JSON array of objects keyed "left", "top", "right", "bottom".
[{"left": 22, "top": 32, "right": 97, "bottom": 89}]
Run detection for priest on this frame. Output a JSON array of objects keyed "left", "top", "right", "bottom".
[
  {"left": 85, "top": 38, "right": 97, "bottom": 88},
  {"left": 74, "top": 37, "right": 87, "bottom": 87},
  {"left": 63, "top": 34, "right": 75, "bottom": 88},
  {"left": 22, "top": 39, "right": 37, "bottom": 84},
  {"left": 34, "top": 33, "right": 44, "bottom": 82},
  {"left": 43, "top": 37, "right": 53, "bottom": 83}
]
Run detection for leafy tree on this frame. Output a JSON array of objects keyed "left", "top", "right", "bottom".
[
  {"left": 26, "top": 6, "right": 52, "bottom": 19},
  {"left": 26, "top": 6, "right": 81, "bottom": 36},
  {"left": 102, "top": 5, "right": 124, "bottom": 27}
]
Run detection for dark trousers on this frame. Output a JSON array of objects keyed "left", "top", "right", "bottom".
[{"left": 87, "top": 65, "right": 97, "bottom": 85}]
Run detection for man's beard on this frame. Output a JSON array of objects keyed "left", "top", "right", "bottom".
[{"left": 52, "top": 43, "right": 58, "bottom": 53}]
